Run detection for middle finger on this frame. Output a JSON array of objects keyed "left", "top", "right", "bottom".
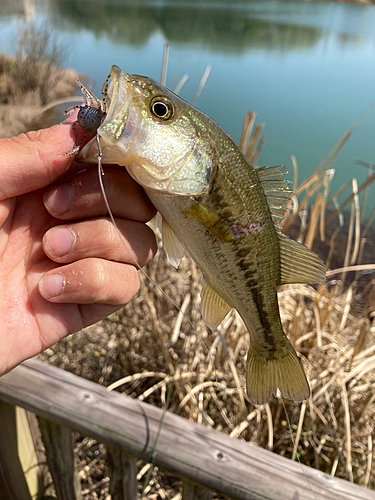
[{"left": 43, "top": 166, "right": 156, "bottom": 222}]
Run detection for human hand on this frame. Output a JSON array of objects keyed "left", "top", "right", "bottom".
[{"left": 0, "top": 116, "right": 157, "bottom": 375}]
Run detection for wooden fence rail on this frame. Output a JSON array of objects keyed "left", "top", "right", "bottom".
[{"left": 0, "top": 359, "right": 374, "bottom": 500}]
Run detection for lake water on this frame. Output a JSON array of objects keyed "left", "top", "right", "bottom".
[{"left": 1, "top": 0, "right": 375, "bottom": 210}]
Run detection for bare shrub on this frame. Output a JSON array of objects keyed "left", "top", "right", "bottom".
[{"left": 0, "top": 24, "right": 78, "bottom": 138}]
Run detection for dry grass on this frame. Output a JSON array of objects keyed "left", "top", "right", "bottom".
[
  {"left": 35, "top": 107, "right": 375, "bottom": 498},
  {"left": 0, "top": 25, "right": 79, "bottom": 138}
]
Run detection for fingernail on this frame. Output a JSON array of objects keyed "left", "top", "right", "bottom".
[
  {"left": 39, "top": 273, "right": 65, "bottom": 298},
  {"left": 44, "top": 227, "right": 75, "bottom": 258},
  {"left": 44, "top": 183, "right": 74, "bottom": 214}
]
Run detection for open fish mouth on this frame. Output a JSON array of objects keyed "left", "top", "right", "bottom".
[
  {"left": 101, "top": 66, "right": 142, "bottom": 147},
  {"left": 79, "top": 65, "right": 213, "bottom": 195},
  {"left": 77, "top": 65, "right": 142, "bottom": 165}
]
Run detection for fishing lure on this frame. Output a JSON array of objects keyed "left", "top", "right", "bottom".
[{"left": 63, "top": 74, "right": 111, "bottom": 156}]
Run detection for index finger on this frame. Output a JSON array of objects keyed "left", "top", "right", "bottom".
[{"left": 0, "top": 113, "right": 84, "bottom": 201}]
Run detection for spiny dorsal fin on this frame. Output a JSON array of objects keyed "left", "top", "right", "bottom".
[
  {"left": 256, "top": 165, "right": 293, "bottom": 228},
  {"left": 278, "top": 232, "right": 326, "bottom": 285},
  {"left": 201, "top": 282, "right": 232, "bottom": 331},
  {"left": 159, "top": 215, "right": 185, "bottom": 268},
  {"left": 256, "top": 164, "right": 289, "bottom": 181}
]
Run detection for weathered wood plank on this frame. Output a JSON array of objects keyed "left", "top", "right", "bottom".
[
  {"left": 0, "top": 401, "right": 31, "bottom": 500},
  {"left": 38, "top": 418, "right": 82, "bottom": 500},
  {"left": 0, "top": 360, "right": 374, "bottom": 500},
  {"left": 107, "top": 447, "right": 138, "bottom": 500}
]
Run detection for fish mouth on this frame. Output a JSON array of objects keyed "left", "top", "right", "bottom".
[
  {"left": 100, "top": 65, "right": 141, "bottom": 150},
  {"left": 77, "top": 65, "right": 142, "bottom": 165}
]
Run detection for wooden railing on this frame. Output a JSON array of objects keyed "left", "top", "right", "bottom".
[{"left": 0, "top": 359, "right": 374, "bottom": 500}]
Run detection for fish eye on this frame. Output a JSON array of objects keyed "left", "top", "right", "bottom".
[{"left": 150, "top": 97, "right": 174, "bottom": 120}]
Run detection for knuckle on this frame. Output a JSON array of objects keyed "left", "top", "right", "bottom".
[
  {"left": 124, "top": 265, "right": 140, "bottom": 297},
  {"left": 86, "top": 258, "right": 108, "bottom": 291},
  {"left": 85, "top": 258, "right": 140, "bottom": 305}
]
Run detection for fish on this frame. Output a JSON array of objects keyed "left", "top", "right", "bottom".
[{"left": 77, "top": 65, "right": 326, "bottom": 405}]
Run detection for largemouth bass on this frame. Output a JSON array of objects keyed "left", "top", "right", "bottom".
[{"left": 78, "top": 65, "right": 325, "bottom": 404}]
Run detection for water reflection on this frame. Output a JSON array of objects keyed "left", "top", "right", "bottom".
[
  {"left": 1, "top": 0, "right": 374, "bottom": 55},
  {"left": 51, "top": 0, "right": 323, "bottom": 53}
]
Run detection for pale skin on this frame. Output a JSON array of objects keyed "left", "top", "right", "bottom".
[{"left": 0, "top": 114, "right": 157, "bottom": 376}]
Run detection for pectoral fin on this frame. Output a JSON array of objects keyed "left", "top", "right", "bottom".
[
  {"left": 159, "top": 216, "right": 185, "bottom": 268},
  {"left": 278, "top": 232, "right": 326, "bottom": 285},
  {"left": 201, "top": 283, "right": 232, "bottom": 330}
]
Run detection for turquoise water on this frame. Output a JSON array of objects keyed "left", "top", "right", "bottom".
[{"left": 1, "top": 0, "right": 375, "bottom": 206}]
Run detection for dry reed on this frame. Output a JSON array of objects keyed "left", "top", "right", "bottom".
[{"left": 36, "top": 104, "right": 375, "bottom": 498}]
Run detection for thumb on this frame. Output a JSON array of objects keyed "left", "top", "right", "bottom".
[{"left": 0, "top": 113, "right": 84, "bottom": 201}]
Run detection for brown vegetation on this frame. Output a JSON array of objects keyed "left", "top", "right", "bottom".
[
  {"left": 36, "top": 109, "right": 375, "bottom": 498},
  {"left": 0, "top": 25, "right": 79, "bottom": 138}
]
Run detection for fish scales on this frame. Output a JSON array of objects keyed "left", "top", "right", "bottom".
[
  {"left": 78, "top": 65, "right": 326, "bottom": 404},
  {"left": 149, "top": 145, "right": 280, "bottom": 345}
]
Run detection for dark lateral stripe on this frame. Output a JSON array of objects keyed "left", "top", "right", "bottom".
[{"left": 234, "top": 249, "right": 277, "bottom": 352}]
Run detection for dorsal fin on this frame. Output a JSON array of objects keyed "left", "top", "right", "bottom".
[
  {"left": 278, "top": 232, "right": 326, "bottom": 285},
  {"left": 256, "top": 165, "right": 293, "bottom": 228},
  {"left": 255, "top": 165, "right": 326, "bottom": 284}
]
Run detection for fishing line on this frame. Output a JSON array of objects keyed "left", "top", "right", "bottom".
[
  {"left": 281, "top": 397, "right": 319, "bottom": 500},
  {"left": 96, "top": 133, "right": 217, "bottom": 368},
  {"left": 140, "top": 333, "right": 187, "bottom": 498},
  {"left": 95, "top": 134, "right": 223, "bottom": 494},
  {"left": 93, "top": 56, "right": 317, "bottom": 496},
  {"left": 94, "top": 100, "right": 314, "bottom": 500},
  {"left": 91, "top": 92, "right": 317, "bottom": 500}
]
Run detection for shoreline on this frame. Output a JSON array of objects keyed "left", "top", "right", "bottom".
[{"left": 307, "top": 0, "right": 374, "bottom": 4}]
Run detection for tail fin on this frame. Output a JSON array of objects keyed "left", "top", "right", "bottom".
[{"left": 246, "top": 341, "right": 310, "bottom": 405}]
